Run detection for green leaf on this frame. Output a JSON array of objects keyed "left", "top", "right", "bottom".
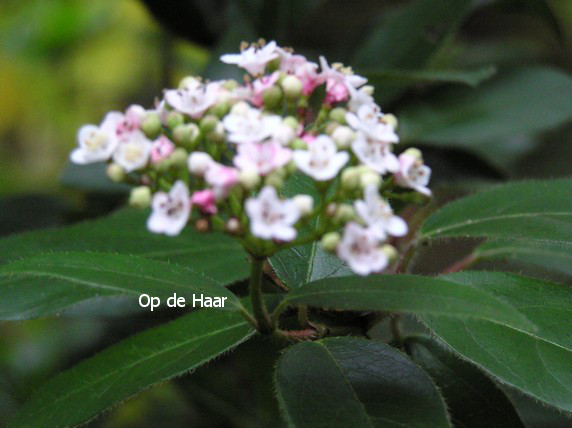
[
  {"left": 8, "top": 309, "right": 254, "bottom": 428},
  {"left": 353, "top": 0, "right": 472, "bottom": 70},
  {"left": 275, "top": 337, "right": 451, "bottom": 427},
  {"left": 475, "top": 239, "right": 572, "bottom": 278},
  {"left": 421, "top": 179, "right": 572, "bottom": 244},
  {"left": 0, "top": 209, "right": 249, "bottom": 285},
  {"left": 0, "top": 252, "right": 243, "bottom": 320},
  {"left": 405, "top": 335, "right": 524, "bottom": 428},
  {"left": 399, "top": 66, "right": 572, "bottom": 153},
  {"left": 421, "top": 271, "right": 572, "bottom": 413},
  {"left": 280, "top": 274, "right": 533, "bottom": 330},
  {"left": 269, "top": 173, "right": 352, "bottom": 289},
  {"left": 365, "top": 66, "right": 497, "bottom": 88}
]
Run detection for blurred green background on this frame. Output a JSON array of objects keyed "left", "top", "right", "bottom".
[{"left": 1, "top": 0, "right": 572, "bottom": 426}]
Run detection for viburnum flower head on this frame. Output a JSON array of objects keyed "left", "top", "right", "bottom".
[
  {"left": 70, "top": 40, "right": 433, "bottom": 277},
  {"left": 245, "top": 186, "right": 300, "bottom": 241},
  {"left": 147, "top": 181, "right": 191, "bottom": 236},
  {"left": 293, "top": 135, "right": 349, "bottom": 181}
]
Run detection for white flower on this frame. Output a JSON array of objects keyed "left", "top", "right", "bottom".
[
  {"left": 355, "top": 185, "right": 408, "bottom": 240},
  {"left": 319, "top": 56, "right": 367, "bottom": 89},
  {"left": 164, "top": 78, "right": 220, "bottom": 118},
  {"left": 70, "top": 111, "right": 123, "bottom": 164},
  {"left": 395, "top": 153, "right": 432, "bottom": 196},
  {"left": 337, "top": 222, "right": 388, "bottom": 276},
  {"left": 346, "top": 104, "right": 399, "bottom": 143},
  {"left": 220, "top": 41, "right": 279, "bottom": 76},
  {"left": 147, "top": 181, "right": 191, "bottom": 236},
  {"left": 276, "top": 46, "right": 308, "bottom": 73},
  {"left": 245, "top": 186, "right": 300, "bottom": 241},
  {"left": 351, "top": 132, "right": 399, "bottom": 174},
  {"left": 293, "top": 135, "right": 349, "bottom": 181},
  {"left": 204, "top": 162, "right": 239, "bottom": 199},
  {"left": 233, "top": 140, "right": 291, "bottom": 176},
  {"left": 223, "top": 105, "right": 281, "bottom": 144},
  {"left": 112, "top": 132, "right": 152, "bottom": 172},
  {"left": 188, "top": 152, "right": 213, "bottom": 176},
  {"left": 347, "top": 85, "right": 374, "bottom": 112}
]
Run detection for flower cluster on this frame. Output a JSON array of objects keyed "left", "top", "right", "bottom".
[{"left": 71, "top": 40, "right": 431, "bottom": 276}]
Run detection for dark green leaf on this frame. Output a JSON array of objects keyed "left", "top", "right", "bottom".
[
  {"left": 8, "top": 310, "right": 254, "bottom": 428},
  {"left": 399, "top": 67, "right": 572, "bottom": 154},
  {"left": 280, "top": 274, "right": 533, "bottom": 330},
  {"left": 0, "top": 209, "right": 249, "bottom": 285},
  {"left": 0, "top": 252, "right": 243, "bottom": 320},
  {"left": 406, "top": 334, "right": 524, "bottom": 428},
  {"left": 421, "top": 179, "right": 572, "bottom": 244},
  {"left": 421, "top": 271, "right": 572, "bottom": 413},
  {"left": 365, "top": 66, "right": 497, "bottom": 88},
  {"left": 353, "top": 0, "right": 472, "bottom": 70},
  {"left": 275, "top": 337, "right": 451, "bottom": 427},
  {"left": 269, "top": 173, "right": 352, "bottom": 289},
  {"left": 475, "top": 239, "right": 572, "bottom": 278}
]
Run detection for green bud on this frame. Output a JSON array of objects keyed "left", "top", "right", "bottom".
[
  {"left": 325, "top": 122, "right": 339, "bottom": 135},
  {"left": 281, "top": 75, "right": 303, "bottom": 99},
  {"left": 141, "top": 113, "right": 162, "bottom": 139},
  {"left": 166, "top": 111, "right": 184, "bottom": 129},
  {"left": 286, "top": 160, "right": 298, "bottom": 174},
  {"left": 170, "top": 148, "right": 188, "bottom": 168},
  {"left": 222, "top": 79, "right": 239, "bottom": 91},
  {"left": 283, "top": 116, "right": 299, "bottom": 130},
  {"left": 200, "top": 114, "right": 220, "bottom": 133},
  {"left": 265, "top": 171, "right": 284, "bottom": 190},
  {"left": 334, "top": 204, "right": 355, "bottom": 224},
  {"left": 207, "top": 122, "right": 225, "bottom": 143},
  {"left": 179, "top": 76, "right": 199, "bottom": 89},
  {"left": 382, "top": 113, "right": 398, "bottom": 129},
  {"left": 321, "top": 232, "right": 341, "bottom": 252},
  {"left": 173, "top": 123, "right": 200, "bottom": 148},
  {"left": 380, "top": 244, "right": 399, "bottom": 263},
  {"left": 239, "top": 169, "right": 261, "bottom": 190},
  {"left": 404, "top": 147, "right": 422, "bottom": 161},
  {"left": 341, "top": 167, "right": 360, "bottom": 191},
  {"left": 262, "top": 86, "right": 283, "bottom": 109},
  {"left": 106, "top": 163, "right": 125, "bottom": 182},
  {"left": 290, "top": 138, "right": 307, "bottom": 150},
  {"left": 360, "top": 170, "right": 381, "bottom": 189},
  {"left": 329, "top": 107, "right": 347, "bottom": 124},
  {"left": 210, "top": 102, "right": 231, "bottom": 119},
  {"left": 129, "top": 186, "right": 152, "bottom": 209}
]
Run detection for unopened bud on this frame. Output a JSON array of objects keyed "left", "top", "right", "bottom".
[
  {"left": 225, "top": 217, "right": 241, "bottom": 234},
  {"left": 332, "top": 126, "right": 355, "bottom": 149},
  {"left": 129, "top": 186, "right": 151, "bottom": 209},
  {"left": 200, "top": 114, "right": 220, "bottom": 134},
  {"left": 207, "top": 122, "right": 225, "bottom": 143},
  {"left": 210, "top": 101, "right": 231, "bottom": 118},
  {"left": 290, "top": 138, "right": 307, "bottom": 150},
  {"left": 265, "top": 171, "right": 284, "bottom": 190},
  {"left": 380, "top": 244, "right": 398, "bottom": 263},
  {"left": 329, "top": 107, "right": 347, "bottom": 124},
  {"left": 106, "top": 163, "right": 125, "bottom": 182},
  {"left": 166, "top": 111, "right": 184, "bottom": 129},
  {"left": 239, "top": 169, "right": 261, "bottom": 190},
  {"left": 325, "top": 122, "right": 339, "bottom": 135},
  {"left": 361, "top": 85, "right": 374, "bottom": 96},
  {"left": 170, "top": 148, "right": 188, "bottom": 168},
  {"left": 195, "top": 218, "right": 210, "bottom": 233},
  {"left": 283, "top": 116, "right": 299, "bottom": 130},
  {"left": 173, "top": 123, "right": 200, "bottom": 148},
  {"left": 222, "top": 80, "right": 239, "bottom": 91},
  {"left": 262, "top": 86, "right": 283, "bottom": 109},
  {"left": 360, "top": 170, "right": 381, "bottom": 189},
  {"left": 230, "top": 101, "right": 250, "bottom": 115},
  {"left": 188, "top": 152, "right": 212, "bottom": 176},
  {"left": 382, "top": 113, "right": 398, "bottom": 129},
  {"left": 341, "top": 167, "right": 360, "bottom": 191},
  {"left": 334, "top": 204, "right": 355, "bottom": 224},
  {"left": 404, "top": 147, "right": 423, "bottom": 161},
  {"left": 281, "top": 75, "right": 303, "bottom": 99},
  {"left": 321, "top": 232, "right": 341, "bottom": 252},
  {"left": 179, "top": 76, "right": 199, "bottom": 89},
  {"left": 293, "top": 195, "right": 314, "bottom": 217},
  {"left": 141, "top": 113, "right": 162, "bottom": 139}
]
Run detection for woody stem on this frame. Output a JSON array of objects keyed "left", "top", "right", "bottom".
[{"left": 249, "top": 255, "right": 273, "bottom": 334}]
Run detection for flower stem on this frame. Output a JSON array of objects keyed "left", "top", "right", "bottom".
[{"left": 249, "top": 255, "right": 273, "bottom": 334}]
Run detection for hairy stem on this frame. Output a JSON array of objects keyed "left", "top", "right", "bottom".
[{"left": 249, "top": 256, "right": 273, "bottom": 334}]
